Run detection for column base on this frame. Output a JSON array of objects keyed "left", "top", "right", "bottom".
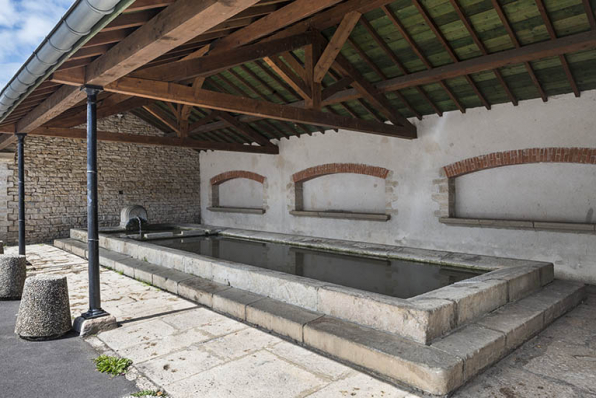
[{"left": 73, "top": 314, "right": 118, "bottom": 337}]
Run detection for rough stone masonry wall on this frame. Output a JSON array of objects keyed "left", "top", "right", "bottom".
[{"left": 2, "top": 113, "right": 201, "bottom": 244}]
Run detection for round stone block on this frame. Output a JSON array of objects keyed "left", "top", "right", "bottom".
[
  {"left": 15, "top": 275, "right": 72, "bottom": 340},
  {"left": 0, "top": 255, "right": 26, "bottom": 300}
]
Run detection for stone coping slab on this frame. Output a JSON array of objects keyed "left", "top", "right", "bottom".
[
  {"left": 208, "top": 206, "right": 266, "bottom": 215},
  {"left": 440, "top": 217, "right": 596, "bottom": 234},
  {"left": 68, "top": 227, "right": 554, "bottom": 344},
  {"left": 290, "top": 210, "right": 390, "bottom": 222},
  {"left": 54, "top": 238, "right": 585, "bottom": 396}
]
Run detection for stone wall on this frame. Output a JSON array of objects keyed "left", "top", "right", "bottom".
[
  {"left": 2, "top": 113, "right": 201, "bottom": 244},
  {"left": 200, "top": 90, "right": 596, "bottom": 285}
]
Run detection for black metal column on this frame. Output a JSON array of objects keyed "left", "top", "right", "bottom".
[
  {"left": 82, "top": 86, "right": 108, "bottom": 319},
  {"left": 17, "top": 133, "right": 26, "bottom": 256}
]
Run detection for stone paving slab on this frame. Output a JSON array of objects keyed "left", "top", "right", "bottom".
[{"left": 8, "top": 244, "right": 596, "bottom": 398}]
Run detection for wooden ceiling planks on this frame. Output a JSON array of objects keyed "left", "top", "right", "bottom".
[{"left": 1, "top": 0, "right": 595, "bottom": 151}]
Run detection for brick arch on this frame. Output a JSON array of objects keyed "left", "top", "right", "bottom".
[
  {"left": 210, "top": 170, "right": 266, "bottom": 186},
  {"left": 443, "top": 147, "right": 596, "bottom": 178},
  {"left": 292, "top": 163, "right": 390, "bottom": 183}
]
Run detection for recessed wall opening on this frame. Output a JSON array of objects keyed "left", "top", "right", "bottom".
[
  {"left": 302, "top": 173, "right": 386, "bottom": 213},
  {"left": 208, "top": 171, "right": 266, "bottom": 215},
  {"left": 455, "top": 163, "right": 596, "bottom": 224},
  {"left": 440, "top": 148, "right": 596, "bottom": 232},
  {"left": 291, "top": 163, "right": 391, "bottom": 221},
  {"left": 218, "top": 178, "right": 264, "bottom": 208}
]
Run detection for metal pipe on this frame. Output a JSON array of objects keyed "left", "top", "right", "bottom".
[
  {"left": 17, "top": 133, "right": 26, "bottom": 256},
  {"left": 82, "top": 85, "right": 108, "bottom": 319}
]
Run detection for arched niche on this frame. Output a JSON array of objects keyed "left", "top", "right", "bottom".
[
  {"left": 437, "top": 148, "right": 596, "bottom": 233},
  {"left": 208, "top": 170, "right": 267, "bottom": 215},
  {"left": 290, "top": 163, "right": 393, "bottom": 221}
]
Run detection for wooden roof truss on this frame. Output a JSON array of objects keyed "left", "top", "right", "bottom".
[{"left": 0, "top": 0, "right": 595, "bottom": 153}]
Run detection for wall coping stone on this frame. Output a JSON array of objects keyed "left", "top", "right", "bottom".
[
  {"left": 440, "top": 217, "right": 596, "bottom": 233},
  {"left": 290, "top": 210, "right": 390, "bottom": 222},
  {"left": 208, "top": 206, "right": 265, "bottom": 215}
]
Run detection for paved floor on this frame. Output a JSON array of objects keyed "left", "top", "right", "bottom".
[
  {"left": 0, "top": 298, "right": 137, "bottom": 398},
  {"left": 6, "top": 244, "right": 596, "bottom": 398}
]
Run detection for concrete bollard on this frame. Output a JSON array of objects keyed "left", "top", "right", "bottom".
[
  {"left": 0, "top": 255, "right": 26, "bottom": 300},
  {"left": 15, "top": 275, "right": 72, "bottom": 340}
]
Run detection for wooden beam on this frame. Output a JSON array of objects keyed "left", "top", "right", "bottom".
[
  {"left": 189, "top": 112, "right": 219, "bottom": 133},
  {"left": 305, "top": 41, "right": 322, "bottom": 110},
  {"left": 104, "top": 77, "right": 417, "bottom": 139},
  {"left": 47, "top": 95, "right": 151, "bottom": 128},
  {"left": 50, "top": 68, "right": 86, "bottom": 86},
  {"left": 321, "top": 30, "right": 596, "bottom": 106},
  {"left": 411, "top": 1, "right": 490, "bottom": 111},
  {"left": 314, "top": 30, "right": 415, "bottom": 132},
  {"left": 585, "top": 0, "right": 596, "bottom": 30},
  {"left": 213, "top": 111, "right": 274, "bottom": 146},
  {"left": 142, "top": 104, "right": 181, "bottom": 135},
  {"left": 264, "top": 0, "right": 398, "bottom": 43},
  {"left": 84, "top": 29, "right": 132, "bottom": 48},
  {"left": 210, "top": 0, "right": 343, "bottom": 51},
  {"left": 332, "top": 54, "right": 415, "bottom": 132},
  {"left": 179, "top": 77, "right": 206, "bottom": 136},
  {"left": 491, "top": 0, "right": 548, "bottom": 102},
  {"left": 0, "top": 134, "right": 16, "bottom": 151},
  {"left": 132, "top": 33, "right": 313, "bottom": 82},
  {"left": 26, "top": 127, "right": 278, "bottom": 154},
  {"left": 16, "top": 0, "right": 260, "bottom": 133},
  {"left": 443, "top": 1, "right": 518, "bottom": 106},
  {"left": 346, "top": 36, "right": 426, "bottom": 118},
  {"left": 86, "top": 0, "right": 259, "bottom": 86},
  {"left": 535, "top": 0, "right": 580, "bottom": 97},
  {"left": 321, "top": 77, "right": 354, "bottom": 100},
  {"left": 314, "top": 12, "right": 361, "bottom": 83},
  {"left": 263, "top": 56, "right": 311, "bottom": 100},
  {"left": 124, "top": 0, "right": 175, "bottom": 13},
  {"left": 54, "top": 0, "right": 339, "bottom": 127}
]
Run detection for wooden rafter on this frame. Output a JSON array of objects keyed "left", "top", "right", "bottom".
[
  {"left": 124, "top": 0, "right": 175, "bottom": 13},
  {"left": 263, "top": 56, "right": 311, "bottom": 100},
  {"left": 209, "top": 0, "right": 343, "bottom": 51},
  {"left": 331, "top": 52, "right": 415, "bottom": 132},
  {"left": 346, "top": 37, "right": 426, "bottom": 118},
  {"left": 15, "top": 0, "right": 262, "bottom": 136},
  {"left": 142, "top": 104, "right": 181, "bottom": 136},
  {"left": 322, "top": 77, "right": 354, "bottom": 101},
  {"left": 586, "top": 0, "right": 596, "bottom": 30},
  {"left": 104, "top": 77, "right": 417, "bottom": 139},
  {"left": 535, "top": 0, "right": 580, "bottom": 97},
  {"left": 442, "top": 1, "right": 518, "bottom": 106},
  {"left": 180, "top": 28, "right": 596, "bottom": 135},
  {"left": 491, "top": 0, "right": 548, "bottom": 102},
  {"left": 254, "top": 60, "right": 302, "bottom": 100},
  {"left": 314, "top": 12, "right": 361, "bottom": 83},
  {"left": 20, "top": 0, "right": 397, "bottom": 139},
  {"left": 212, "top": 111, "right": 275, "bottom": 147},
  {"left": 48, "top": 96, "right": 149, "bottom": 128},
  {"left": 238, "top": 65, "right": 286, "bottom": 103},
  {"left": 411, "top": 0, "right": 490, "bottom": 111},
  {"left": 305, "top": 41, "right": 322, "bottom": 110},
  {"left": 321, "top": 30, "right": 596, "bottom": 106},
  {"left": 130, "top": 33, "right": 313, "bottom": 82},
  {"left": 361, "top": 17, "right": 451, "bottom": 116}
]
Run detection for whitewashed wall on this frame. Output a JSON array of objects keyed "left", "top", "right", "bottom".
[{"left": 200, "top": 91, "right": 596, "bottom": 284}]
